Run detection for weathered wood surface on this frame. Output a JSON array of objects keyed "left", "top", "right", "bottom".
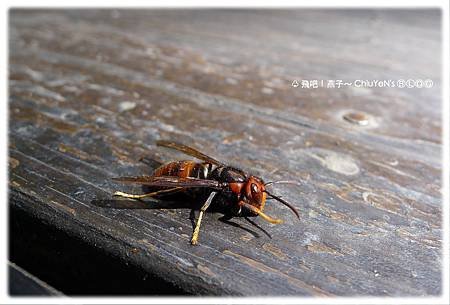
[{"left": 9, "top": 9, "right": 442, "bottom": 296}]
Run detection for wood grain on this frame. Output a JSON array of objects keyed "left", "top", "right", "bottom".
[{"left": 9, "top": 9, "right": 442, "bottom": 296}]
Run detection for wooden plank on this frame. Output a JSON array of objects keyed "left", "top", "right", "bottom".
[
  {"left": 8, "top": 262, "right": 62, "bottom": 296},
  {"left": 9, "top": 9, "right": 442, "bottom": 296}
]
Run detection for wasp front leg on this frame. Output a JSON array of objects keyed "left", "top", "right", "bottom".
[
  {"left": 191, "top": 191, "right": 217, "bottom": 245},
  {"left": 241, "top": 202, "right": 283, "bottom": 224}
]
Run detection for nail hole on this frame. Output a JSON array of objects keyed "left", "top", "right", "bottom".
[{"left": 343, "top": 112, "right": 370, "bottom": 126}]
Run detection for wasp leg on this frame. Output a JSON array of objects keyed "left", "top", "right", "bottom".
[
  {"left": 242, "top": 202, "right": 283, "bottom": 224},
  {"left": 191, "top": 191, "right": 217, "bottom": 245},
  {"left": 113, "top": 187, "right": 182, "bottom": 199}
]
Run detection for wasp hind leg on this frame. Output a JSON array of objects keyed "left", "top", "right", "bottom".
[
  {"left": 113, "top": 187, "right": 182, "bottom": 199},
  {"left": 191, "top": 191, "right": 217, "bottom": 245}
]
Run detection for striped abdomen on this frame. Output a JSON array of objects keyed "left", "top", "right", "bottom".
[{"left": 153, "top": 160, "right": 213, "bottom": 179}]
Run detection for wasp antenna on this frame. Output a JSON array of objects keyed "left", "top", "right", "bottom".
[
  {"left": 267, "top": 195, "right": 283, "bottom": 199},
  {"left": 266, "top": 180, "right": 302, "bottom": 186},
  {"left": 264, "top": 181, "right": 274, "bottom": 186},
  {"left": 264, "top": 190, "right": 300, "bottom": 219}
]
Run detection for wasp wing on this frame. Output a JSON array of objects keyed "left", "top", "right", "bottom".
[
  {"left": 156, "top": 140, "right": 225, "bottom": 167},
  {"left": 112, "top": 175, "right": 224, "bottom": 189}
]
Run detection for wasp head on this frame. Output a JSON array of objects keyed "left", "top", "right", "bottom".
[{"left": 243, "top": 176, "right": 267, "bottom": 212}]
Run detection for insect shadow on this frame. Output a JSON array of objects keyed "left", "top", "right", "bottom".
[{"left": 90, "top": 195, "right": 272, "bottom": 240}]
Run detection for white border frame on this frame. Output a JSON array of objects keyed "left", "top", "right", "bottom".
[{"left": 1, "top": 1, "right": 448, "bottom": 304}]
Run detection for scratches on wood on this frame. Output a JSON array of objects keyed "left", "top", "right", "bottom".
[
  {"left": 223, "top": 250, "right": 333, "bottom": 296},
  {"left": 262, "top": 243, "right": 288, "bottom": 261}
]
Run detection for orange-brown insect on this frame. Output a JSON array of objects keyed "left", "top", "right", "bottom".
[{"left": 113, "top": 140, "right": 299, "bottom": 245}]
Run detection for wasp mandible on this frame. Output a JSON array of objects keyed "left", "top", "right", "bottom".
[{"left": 112, "top": 140, "right": 300, "bottom": 245}]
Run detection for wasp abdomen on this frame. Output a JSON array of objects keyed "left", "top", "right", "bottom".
[{"left": 153, "top": 161, "right": 212, "bottom": 179}]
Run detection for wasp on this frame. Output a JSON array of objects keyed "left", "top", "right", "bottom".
[{"left": 112, "top": 140, "right": 299, "bottom": 245}]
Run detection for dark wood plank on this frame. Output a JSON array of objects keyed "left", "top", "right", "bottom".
[
  {"left": 8, "top": 262, "right": 62, "bottom": 296},
  {"left": 8, "top": 9, "right": 442, "bottom": 296}
]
